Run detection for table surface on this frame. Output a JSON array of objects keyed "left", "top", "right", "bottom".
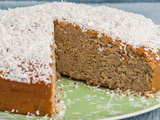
[{"left": 0, "top": 1, "right": 160, "bottom": 120}]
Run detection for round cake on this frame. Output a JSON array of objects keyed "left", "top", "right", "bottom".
[{"left": 0, "top": 2, "right": 160, "bottom": 118}]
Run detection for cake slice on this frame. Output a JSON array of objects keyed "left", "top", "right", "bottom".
[
  {"left": 53, "top": 2, "right": 160, "bottom": 94},
  {"left": 0, "top": 6, "right": 58, "bottom": 117}
]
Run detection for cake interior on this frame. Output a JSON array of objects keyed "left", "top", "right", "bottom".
[{"left": 54, "top": 20, "right": 153, "bottom": 94}]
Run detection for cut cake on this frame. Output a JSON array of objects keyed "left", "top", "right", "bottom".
[{"left": 0, "top": 2, "right": 160, "bottom": 118}]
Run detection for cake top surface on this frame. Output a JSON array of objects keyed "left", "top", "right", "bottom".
[
  {"left": 0, "top": 2, "right": 160, "bottom": 83},
  {"left": 28, "top": 2, "right": 160, "bottom": 58},
  {"left": 0, "top": 5, "right": 55, "bottom": 84},
  {"left": 50, "top": 2, "right": 160, "bottom": 58}
]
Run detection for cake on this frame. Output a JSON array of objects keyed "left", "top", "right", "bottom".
[{"left": 0, "top": 2, "right": 160, "bottom": 118}]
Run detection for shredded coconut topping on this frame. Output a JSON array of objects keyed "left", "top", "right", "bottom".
[
  {"left": 0, "top": 2, "right": 160, "bottom": 83},
  {"left": 51, "top": 2, "right": 160, "bottom": 56},
  {"left": 0, "top": 5, "right": 55, "bottom": 84}
]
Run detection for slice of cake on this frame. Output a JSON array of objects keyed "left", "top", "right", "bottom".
[
  {"left": 53, "top": 2, "right": 160, "bottom": 94},
  {"left": 0, "top": 6, "right": 58, "bottom": 117}
]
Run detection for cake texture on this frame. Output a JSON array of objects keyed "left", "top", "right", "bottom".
[
  {"left": 52, "top": 2, "right": 160, "bottom": 94},
  {"left": 0, "top": 1, "right": 160, "bottom": 118}
]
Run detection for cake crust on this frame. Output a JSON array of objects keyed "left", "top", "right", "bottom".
[{"left": 0, "top": 78, "right": 54, "bottom": 116}]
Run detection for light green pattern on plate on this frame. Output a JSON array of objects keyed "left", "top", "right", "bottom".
[{"left": 0, "top": 76, "right": 160, "bottom": 120}]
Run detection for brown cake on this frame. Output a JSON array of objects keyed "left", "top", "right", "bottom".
[
  {"left": 54, "top": 21, "right": 160, "bottom": 94},
  {"left": 0, "top": 1, "right": 160, "bottom": 118},
  {"left": 52, "top": 2, "right": 160, "bottom": 94}
]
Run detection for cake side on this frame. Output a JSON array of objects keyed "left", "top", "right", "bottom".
[
  {"left": 150, "top": 60, "right": 160, "bottom": 93},
  {"left": 54, "top": 20, "right": 160, "bottom": 94},
  {"left": 0, "top": 77, "right": 54, "bottom": 116}
]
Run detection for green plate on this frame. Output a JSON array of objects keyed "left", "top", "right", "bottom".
[{"left": 0, "top": 76, "right": 160, "bottom": 120}]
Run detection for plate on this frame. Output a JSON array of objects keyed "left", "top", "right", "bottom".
[{"left": 0, "top": 76, "right": 160, "bottom": 120}]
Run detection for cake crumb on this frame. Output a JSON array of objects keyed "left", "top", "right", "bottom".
[
  {"left": 99, "top": 47, "right": 104, "bottom": 52},
  {"left": 27, "top": 112, "right": 30, "bottom": 115},
  {"left": 118, "top": 113, "right": 122, "bottom": 115},
  {"left": 75, "top": 84, "right": 79, "bottom": 89}
]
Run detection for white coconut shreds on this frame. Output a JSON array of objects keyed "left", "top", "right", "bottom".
[
  {"left": 0, "top": 2, "right": 160, "bottom": 84},
  {"left": 51, "top": 2, "right": 160, "bottom": 53},
  {"left": 36, "top": 2, "right": 159, "bottom": 57},
  {"left": 0, "top": 5, "right": 55, "bottom": 84}
]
